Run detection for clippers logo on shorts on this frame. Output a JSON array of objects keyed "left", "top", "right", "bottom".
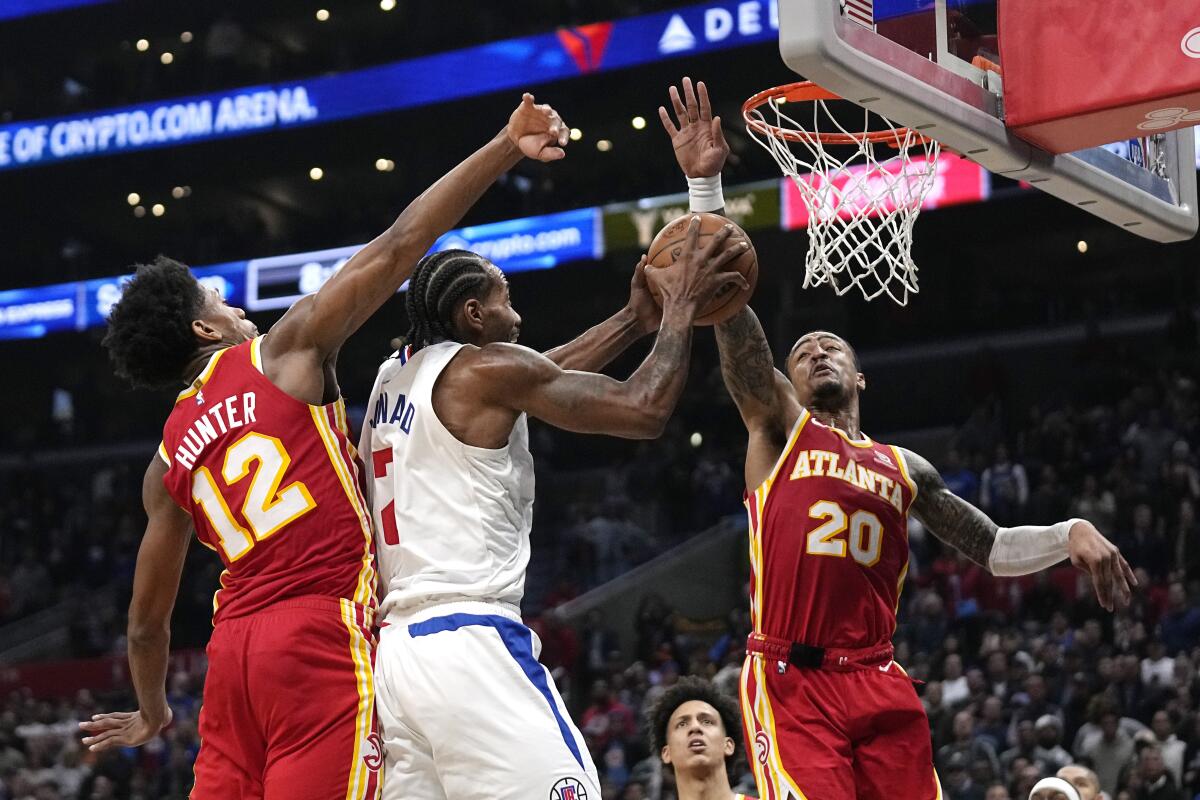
[
  {"left": 549, "top": 777, "right": 588, "bottom": 800},
  {"left": 1182, "top": 26, "right": 1200, "bottom": 58},
  {"left": 754, "top": 731, "right": 772, "bottom": 765},
  {"left": 362, "top": 733, "right": 384, "bottom": 772}
]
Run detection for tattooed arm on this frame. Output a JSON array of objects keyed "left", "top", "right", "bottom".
[
  {"left": 902, "top": 447, "right": 1136, "bottom": 610},
  {"left": 903, "top": 447, "right": 999, "bottom": 567}
]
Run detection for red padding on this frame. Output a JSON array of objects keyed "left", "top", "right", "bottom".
[{"left": 999, "top": 0, "right": 1200, "bottom": 153}]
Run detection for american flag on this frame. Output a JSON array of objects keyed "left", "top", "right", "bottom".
[{"left": 843, "top": 0, "right": 874, "bottom": 28}]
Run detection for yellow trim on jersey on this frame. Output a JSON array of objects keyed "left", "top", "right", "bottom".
[
  {"left": 829, "top": 425, "right": 874, "bottom": 448},
  {"left": 750, "top": 409, "right": 810, "bottom": 499},
  {"left": 753, "top": 657, "right": 810, "bottom": 800},
  {"left": 309, "top": 406, "right": 376, "bottom": 609},
  {"left": 340, "top": 598, "right": 376, "bottom": 800},
  {"left": 934, "top": 768, "right": 944, "bottom": 800},
  {"left": 176, "top": 348, "right": 228, "bottom": 404},
  {"left": 739, "top": 657, "right": 772, "bottom": 799},
  {"left": 249, "top": 336, "right": 265, "bottom": 374},
  {"left": 751, "top": 488, "right": 767, "bottom": 630},
  {"left": 890, "top": 445, "right": 918, "bottom": 507},
  {"left": 895, "top": 558, "right": 910, "bottom": 614},
  {"left": 157, "top": 442, "right": 170, "bottom": 465}
]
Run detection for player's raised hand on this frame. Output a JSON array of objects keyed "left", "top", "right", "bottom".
[
  {"left": 649, "top": 216, "right": 749, "bottom": 311},
  {"left": 659, "top": 77, "right": 730, "bottom": 178},
  {"left": 80, "top": 707, "right": 172, "bottom": 752},
  {"left": 1067, "top": 520, "right": 1138, "bottom": 612},
  {"left": 507, "top": 93, "right": 569, "bottom": 162}
]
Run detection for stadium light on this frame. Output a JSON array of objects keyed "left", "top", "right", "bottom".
[
  {"left": 569, "top": 128, "right": 582, "bottom": 142},
  {"left": 375, "top": 158, "right": 395, "bottom": 172},
  {"left": 151, "top": 204, "right": 165, "bottom": 217},
  {"left": 160, "top": 52, "right": 174, "bottom": 65},
  {"left": 596, "top": 139, "right": 612, "bottom": 152},
  {"left": 126, "top": 192, "right": 140, "bottom": 206},
  {"left": 309, "top": 167, "right": 324, "bottom": 181},
  {"left": 690, "top": 432, "right": 703, "bottom": 447},
  {"left": 1077, "top": 240, "right": 1088, "bottom": 254},
  {"left": 172, "top": 186, "right": 186, "bottom": 199},
  {"left": 631, "top": 116, "right": 647, "bottom": 130},
  {"left": 380, "top": 0, "right": 396, "bottom": 9},
  {"left": 315, "top": 8, "right": 330, "bottom": 21},
  {"left": 135, "top": 39, "right": 149, "bottom": 52},
  {"left": 180, "top": 31, "right": 193, "bottom": 43},
  {"left": 133, "top": 205, "right": 146, "bottom": 218}
]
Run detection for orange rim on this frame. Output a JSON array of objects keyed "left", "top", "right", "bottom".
[{"left": 742, "top": 81, "right": 928, "bottom": 148}]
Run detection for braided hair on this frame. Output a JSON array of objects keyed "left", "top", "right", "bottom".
[{"left": 400, "top": 249, "right": 498, "bottom": 352}]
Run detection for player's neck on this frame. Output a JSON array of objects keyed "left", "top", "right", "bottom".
[
  {"left": 808, "top": 405, "right": 862, "bottom": 440},
  {"left": 181, "top": 343, "right": 230, "bottom": 386},
  {"left": 674, "top": 765, "right": 735, "bottom": 800}
]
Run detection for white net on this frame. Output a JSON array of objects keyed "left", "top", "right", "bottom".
[{"left": 745, "top": 88, "right": 940, "bottom": 305}]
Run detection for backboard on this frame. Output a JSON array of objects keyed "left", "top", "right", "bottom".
[{"left": 777, "top": 0, "right": 1198, "bottom": 242}]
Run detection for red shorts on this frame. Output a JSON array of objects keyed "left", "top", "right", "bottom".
[
  {"left": 740, "top": 650, "right": 941, "bottom": 800},
  {"left": 192, "top": 597, "right": 382, "bottom": 800}
]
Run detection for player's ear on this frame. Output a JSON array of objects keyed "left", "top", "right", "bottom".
[
  {"left": 457, "top": 297, "right": 485, "bottom": 337},
  {"left": 724, "top": 736, "right": 736, "bottom": 757},
  {"left": 856, "top": 372, "right": 866, "bottom": 392},
  {"left": 661, "top": 745, "right": 672, "bottom": 765},
  {"left": 191, "top": 318, "right": 222, "bottom": 344}
]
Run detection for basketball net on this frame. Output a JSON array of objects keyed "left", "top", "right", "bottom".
[{"left": 744, "top": 83, "right": 941, "bottom": 306}]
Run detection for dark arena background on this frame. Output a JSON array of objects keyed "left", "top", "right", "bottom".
[{"left": 0, "top": 2, "right": 1198, "bottom": 799}]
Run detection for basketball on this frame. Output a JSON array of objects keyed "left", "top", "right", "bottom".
[{"left": 644, "top": 212, "right": 758, "bottom": 326}]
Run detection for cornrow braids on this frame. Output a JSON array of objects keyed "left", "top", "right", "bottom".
[{"left": 400, "top": 249, "right": 495, "bottom": 352}]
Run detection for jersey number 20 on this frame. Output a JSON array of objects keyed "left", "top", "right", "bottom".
[
  {"left": 806, "top": 500, "right": 883, "bottom": 566},
  {"left": 192, "top": 432, "right": 317, "bottom": 560}
]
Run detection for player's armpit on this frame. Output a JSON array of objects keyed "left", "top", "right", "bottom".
[
  {"left": 902, "top": 447, "right": 998, "bottom": 568},
  {"left": 714, "top": 306, "right": 797, "bottom": 435}
]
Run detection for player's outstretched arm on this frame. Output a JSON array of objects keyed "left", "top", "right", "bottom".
[
  {"left": 79, "top": 456, "right": 190, "bottom": 751},
  {"left": 659, "top": 78, "right": 797, "bottom": 444},
  {"left": 902, "top": 447, "right": 1136, "bottom": 611},
  {"left": 478, "top": 217, "right": 748, "bottom": 438},
  {"left": 542, "top": 256, "right": 660, "bottom": 372},
  {"left": 264, "top": 94, "right": 569, "bottom": 368}
]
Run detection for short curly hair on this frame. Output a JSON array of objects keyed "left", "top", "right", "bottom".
[
  {"left": 646, "top": 676, "right": 743, "bottom": 769},
  {"left": 103, "top": 256, "right": 207, "bottom": 390}
]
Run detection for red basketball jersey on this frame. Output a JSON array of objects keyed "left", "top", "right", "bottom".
[
  {"left": 159, "top": 337, "right": 376, "bottom": 624},
  {"left": 745, "top": 409, "right": 917, "bottom": 649}
]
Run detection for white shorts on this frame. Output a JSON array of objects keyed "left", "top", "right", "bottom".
[{"left": 375, "top": 601, "right": 601, "bottom": 800}]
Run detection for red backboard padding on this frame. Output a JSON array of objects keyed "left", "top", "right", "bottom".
[{"left": 999, "top": 0, "right": 1200, "bottom": 154}]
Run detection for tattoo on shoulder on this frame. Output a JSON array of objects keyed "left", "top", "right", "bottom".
[
  {"left": 903, "top": 448, "right": 997, "bottom": 568},
  {"left": 715, "top": 310, "right": 777, "bottom": 409}
]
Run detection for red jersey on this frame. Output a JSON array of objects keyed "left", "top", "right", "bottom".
[
  {"left": 745, "top": 409, "right": 917, "bottom": 650},
  {"left": 159, "top": 337, "right": 376, "bottom": 624}
]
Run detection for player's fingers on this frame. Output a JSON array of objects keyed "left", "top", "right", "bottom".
[
  {"left": 556, "top": 118, "right": 570, "bottom": 146},
  {"left": 713, "top": 270, "right": 750, "bottom": 293},
  {"left": 683, "top": 214, "right": 702, "bottom": 253},
  {"left": 521, "top": 92, "right": 536, "bottom": 108},
  {"left": 698, "top": 80, "right": 713, "bottom": 120},
  {"left": 1092, "top": 554, "right": 1113, "bottom": 612},
  {"left": 539, "top": 146, "right": 567, "bottom": 162},
  {"left": 658, "top": 106, "right": 679, "bottom": 138},
  {"left": 1120, "top": 555, "right": 1138, "bottom": 587},
  {"left": 1111, "top": 553, "right": 1133, "bottom": 607},
  {"left": 669, "top": 85, "right": 688, "bottom": 123},
  {"left": 712, "top": 239, "right": 751, "bottom": 267},
  {"left": 682, "top": 77, "right": 699, "bottom": 121},
  {"left": 712, "top": 116, "right": 729, "bottom": 148},
  {"left": 701, "top": 223, "right": 736, "bottom": 257}
]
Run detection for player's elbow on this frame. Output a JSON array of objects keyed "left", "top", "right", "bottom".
[
  {"left": 627, "top": 406, "right": 670, "bottom": 439},
  {"left": 127, "top": 614, "right": 170, "bottom": 649}
]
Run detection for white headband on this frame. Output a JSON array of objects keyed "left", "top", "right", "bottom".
[{"left": 1029, "top": 777, "right": 1082, "bottom": 800}]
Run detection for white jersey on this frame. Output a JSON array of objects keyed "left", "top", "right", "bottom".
[{"left": 359, "top": 341, "right": 535, "bottom": 617}]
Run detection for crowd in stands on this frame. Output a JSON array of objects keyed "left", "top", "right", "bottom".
[{"left": 1, "top": 354, "right": 1199, "bottom": 798}]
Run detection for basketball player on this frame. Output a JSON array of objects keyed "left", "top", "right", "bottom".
[
  {"left": 360, "top": 219, "right": 750, "bottom": 799},
  {"left": 659, "top": 77, "right": 1136, "bottom": 800},
  {"left": 647, "top": 676, "right": 755, "bottom": 800},
  {"left": 78, "top": 94, "right": 570, "bottom": 800}
]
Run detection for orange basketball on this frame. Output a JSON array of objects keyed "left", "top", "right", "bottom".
[{"left": 644, "top": 212, "right": 758, "bottom": 326}]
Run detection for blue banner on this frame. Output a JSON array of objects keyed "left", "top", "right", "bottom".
[
  {"left": 0, "top": 0, "right": 779, "bottom": 171},
  {"left": 247, "top": 207, "right": 603, "bottom": 311},
  {"left": 0, "top": 0, "right": 111, "bottom": 22}
]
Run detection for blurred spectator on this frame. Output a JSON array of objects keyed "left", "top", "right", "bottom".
[
  {"left": 943, "top": 449, "right": 981, "bottom": 504},
  {"left": 1079, "top": 710, "right": 1135, "bottom": 798},
  {"left": 981, "top": 444, "right": 1029, "bottom": 524}
]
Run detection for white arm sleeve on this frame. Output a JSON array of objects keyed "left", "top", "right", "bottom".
[{"left": 987, "top": 519, "right": 1080, "bottom": 576}]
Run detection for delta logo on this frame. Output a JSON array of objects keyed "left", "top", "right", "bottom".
[{"left": 556, "top": 23, "right": 613, "bottom": 73}]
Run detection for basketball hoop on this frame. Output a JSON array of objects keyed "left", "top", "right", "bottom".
[{"left": 743, "top": 81, "right": 941, "bottom": 306}]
